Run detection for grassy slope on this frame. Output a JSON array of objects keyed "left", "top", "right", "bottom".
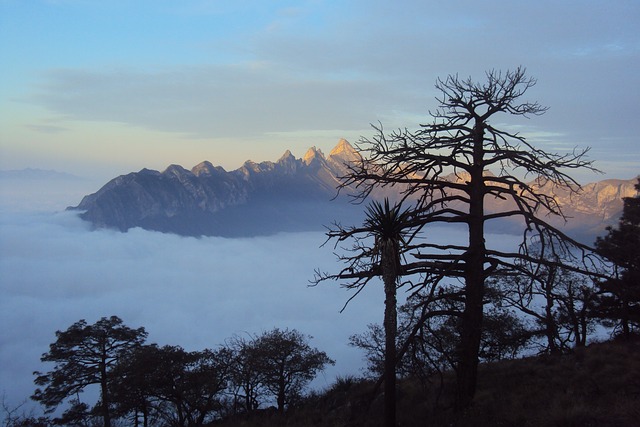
[{"left": 214, "top": 338, "right": 640, "bottom": 427}]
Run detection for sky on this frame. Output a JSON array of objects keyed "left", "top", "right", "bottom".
[{"left": 1, "top": 0, "right": 639, "bottom": 183}]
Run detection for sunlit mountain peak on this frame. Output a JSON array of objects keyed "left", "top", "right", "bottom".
[
  {"left": 303, "top": 146, "right": 325, "bottom": 166},
  {"left": 329, "top": 139, "right": 359, "bottom": 162}
]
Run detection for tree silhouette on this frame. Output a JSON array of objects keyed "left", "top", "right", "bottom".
[
  {"left": 492, "top": 247, "right": 596, "bottom": 353},
  {"left": 109, "top": 344, "right": 162, "bottom": 427},
  {"left": 111, "top": 344, "right": 231, "bottom": 427},
  {"left": 364, "top": 199, "right": 414, "bottom": 427},
  {"left": 595, "top": 178, "right": 640, "bottom": 338},
  {"left": 32, "top": 316, "right": 147, "bottom": 427},
  {"left": 227, "top": 334, "right": 267, "bottom": 414},
  {"left": 251, "top": 328, "right": 334, "bottom": 414},
  {"left": 317, "top": 198, "right": 414, "bottom": 427},
  {"left": 322, "top": 67, "right": 598, "bottom": 410}
]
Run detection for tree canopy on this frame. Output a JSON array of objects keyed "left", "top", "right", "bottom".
[
  {"left": 250, "top": 328, "right": 334, "bottom": 414},
  {"left": 32, "top": 316, "right": 147, "bottom": 427}
]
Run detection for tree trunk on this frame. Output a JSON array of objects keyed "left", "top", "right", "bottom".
[
  {"left": 99, "top": 357, "right": 112, "bottom": 427},
  {"left": 544, "top": 268, "right": 560, "bottom": 354},
  {"left": 622, "top": 292, "right": 630, "bottom": 339},
  {"left": 382, "top": 246, "right": 397, "bottom": 427},
  {"left": 277, "top": 376, "right": 286, "bottom": 414},
  {"left": 456, "top": 120, "right": 486, "bottom": 412}
]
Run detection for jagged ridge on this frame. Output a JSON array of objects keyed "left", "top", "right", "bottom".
[
  {"left": 69, "top": 139, "right": 637, "bottom": 239},
  {"left": 70, "top": 139, "right": 362, "bottom": 237}
]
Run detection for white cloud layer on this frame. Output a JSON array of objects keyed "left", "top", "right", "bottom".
[
  {"left": 0, "top": 176, "right": 544, "bottom": 418},
  {"left": 0, "top": 207, "right": 391, "bottom": 414}
]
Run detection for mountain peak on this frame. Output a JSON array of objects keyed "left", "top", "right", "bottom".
[
  {"left": 329, "top": 139, "right": 359, "bottom": 163},
  {"left": 303, "top": 146, "right": 325, "bottom": 166},
  {"left": 192, "top": 161, "right": 225, "bottom": 177},
  {"left": 277, "top": 149, "right": 299, "bottom": 174},
  {"left": 163, "top": 164, "right": 191, "bottom": 177},
  {"left": 330, "top": 138, "right": 352, "bottom": 154},
  {"left": 278, "top": 149, "right": 295, "bottom": 162}
]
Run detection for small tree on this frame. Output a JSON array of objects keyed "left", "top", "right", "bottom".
[
  {"left": 554, "top": 274, "right": 597, "bottom": 348},
  {"left": 492, "top": 249, "right": 597, "bottom": 353},
  {"left": 32, "top": 316, "right": 147, "bottom": 427},
  {"left": 595, "top": 178, "right": 640, "bottom": 338},
  {"left": 226, "top": 335, "right": 266, "bottom": 414},
  {"left": 251, "top": 328, "right": 334, "bottom": 414}
]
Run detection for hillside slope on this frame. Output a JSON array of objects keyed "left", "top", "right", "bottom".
[{"left": 215, "top": 338, "right": 640, "bottom": 427}]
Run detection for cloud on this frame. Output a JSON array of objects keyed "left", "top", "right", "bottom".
[
  {"left": 23, "top": 124, "right": 69, "bottom": 134},
  {"left": 0, "top": 177, "right": 525, "bottom": 417},
  {"left": 0, "top": 208, "right": 384, "bottom": 414},
  {"left": 30, "top": 65, "right": 405, "bottom": 139}
]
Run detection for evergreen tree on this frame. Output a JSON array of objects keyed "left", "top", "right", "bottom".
[
  {"left": 32, "top": 316, "right": 147, "bottom": 427},
  {"left": 595, "top": 178, "right": 640, "bottom": 338}
]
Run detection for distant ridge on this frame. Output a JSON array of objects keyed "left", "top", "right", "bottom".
[
  {"left": 68, "top": 139, "right": 638, "bottom": 240},
  {"left": 0, "top": 168, "right": 82, "bottom": 181},
  {"left": 69, "top": 139, "right": 363, "bottom": 237}
]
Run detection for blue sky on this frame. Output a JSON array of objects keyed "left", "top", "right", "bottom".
[{"left": 1, "top": 0, "right": 639, "bottom": 182}]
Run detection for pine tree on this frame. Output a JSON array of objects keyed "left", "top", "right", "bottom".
[{"left": 595, "top": 178, "right": 640, "bottom": 338}]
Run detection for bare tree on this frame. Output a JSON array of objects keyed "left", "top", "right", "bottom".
[
  {"left": 319, "top": 67, "right": 599, "bottom": 411},
  {"left": 493, "top": 252, "right": 597, "bottom": 353}
]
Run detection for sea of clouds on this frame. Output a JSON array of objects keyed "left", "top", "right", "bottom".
[
  {"left": 0, "top": 177, "right": 388, "bottom": 416},
  {"left": 0, "top": 176, "right": 523, "bottom": 417}
]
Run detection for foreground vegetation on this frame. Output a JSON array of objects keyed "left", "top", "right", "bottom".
[{"left": 217, "top": 337, "right": 640, "bottom": 427}]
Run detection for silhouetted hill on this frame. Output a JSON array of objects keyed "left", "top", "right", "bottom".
[{"left": 0, "top": 168, "right": 82, "bottom": 181}]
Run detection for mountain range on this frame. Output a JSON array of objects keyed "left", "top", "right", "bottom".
[
  {"left": 69, "top": 139, "right": 362, "bottom": 237},
  {"left": 68, "top": 139, "right": 637, "bottom": 241}
]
